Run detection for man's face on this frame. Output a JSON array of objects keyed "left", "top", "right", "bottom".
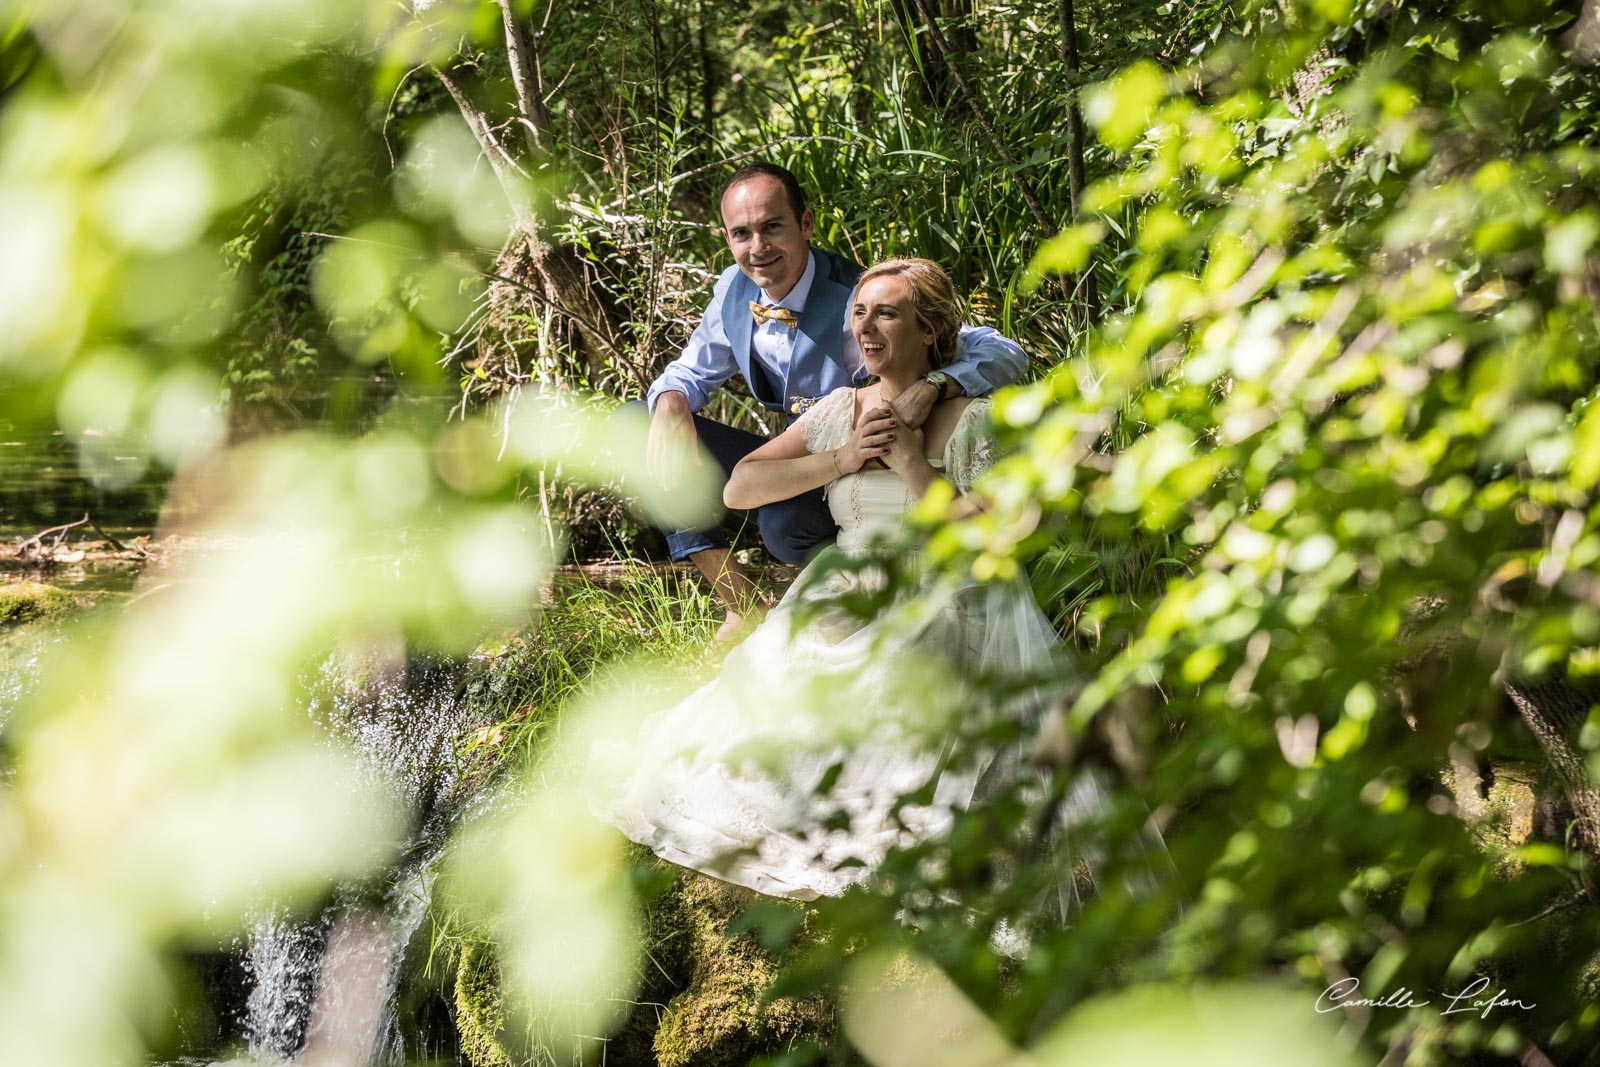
[{"left": 719, "top": 176, "right": 814, "bottom": 301}]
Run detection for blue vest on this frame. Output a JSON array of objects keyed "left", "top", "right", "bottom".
[{"left": 721, "top": 248, "right": 865, "bottom": 419}]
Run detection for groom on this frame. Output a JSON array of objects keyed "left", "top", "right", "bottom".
[{"left": 639, "top": 162, "right": 1027, "bottom": 636}]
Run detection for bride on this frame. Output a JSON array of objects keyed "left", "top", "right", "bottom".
[{"left": 588, "top": 259, "right": 1064, "bottom": 901}]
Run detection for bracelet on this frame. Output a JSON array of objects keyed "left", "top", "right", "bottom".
[{"left": 831, "top": 448, "right": 844, "bottom": 477}]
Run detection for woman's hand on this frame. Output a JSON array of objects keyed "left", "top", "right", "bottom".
[
  {"left": 881, "top": 420, "right": 930, "bottom": 478},
  {"left": 837, "top": 406, "right": 897, "bottom": 474}
]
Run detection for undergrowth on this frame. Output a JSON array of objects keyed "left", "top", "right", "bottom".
[{"left": 425, "top": 561, "right": 767, "bottom": 1062}]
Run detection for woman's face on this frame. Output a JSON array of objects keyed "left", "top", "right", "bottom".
[{"left": 852, "top": 275, "right": 936, "bottom": 380}]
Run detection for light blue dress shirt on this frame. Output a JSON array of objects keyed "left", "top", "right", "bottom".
[{"left": 647, "top": 250, "right": 1028, "bottom": 416}]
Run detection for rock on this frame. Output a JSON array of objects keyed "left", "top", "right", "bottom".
[
  {"left": 453, "top": 941, "right": 516, "bottom": 1067},
  {"left": 648, "top": 866, "right": 833, "bottom": 1067},
  {"left": 451, "top": 853, "right": 835, "bottom": 1067}
]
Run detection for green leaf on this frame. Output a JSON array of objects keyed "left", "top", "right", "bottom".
[
  {"left": 1025, "top": 222, "right": 1105, "bottom": 287},
  {"left": 1085, "top": 60, "right": 1168, "bottom": 153},
  {"left": 1545, "top": 213, "right": 1599, "bottom": 275}
]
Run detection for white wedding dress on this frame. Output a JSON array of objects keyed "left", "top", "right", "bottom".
[{"left": 588, "top": 388, "right": 1067, "bottom": 901}]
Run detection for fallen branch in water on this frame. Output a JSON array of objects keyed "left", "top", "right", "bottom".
[{"left": 7, "top": 513, "right": 149, "bottom": 567}]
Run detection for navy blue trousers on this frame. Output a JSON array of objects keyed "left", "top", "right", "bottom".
[{"left": 617, "top": 401, "right": 837, "bottom": 565}]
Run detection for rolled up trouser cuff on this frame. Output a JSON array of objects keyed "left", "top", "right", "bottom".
[{"left": 665, "top": 526, "right": 731, "bottom": 562}]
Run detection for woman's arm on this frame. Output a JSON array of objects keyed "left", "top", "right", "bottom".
[
  {"left": 882, "top": 444, "right": 984, "bottom": 517},
  {"left": 724, "top": 405, "right": 897, "bottom": 510},
  {"left": 883, "top": 399, "right": 979, "bottom": 518},
  {"left": 881, "top": 426, "right": 982, "bottom": 516}
]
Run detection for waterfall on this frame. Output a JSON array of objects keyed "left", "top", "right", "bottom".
[
  {"left": 242, "top": 908, "right": 330, "bottom": 1059},
  {"left": 232, "top": 649, "right": 508, "bottom": 1065},
  {"left": 241, "top": 859, "right": 440, "bottom": 1065},
  {"left": 5, "top": 612, "right": 516, "bottom": 1064}
]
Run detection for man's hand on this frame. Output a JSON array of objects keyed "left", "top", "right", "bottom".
[
  {"left": 888, "top": 378, "right": 941, "bottom": 429},
  {"left": 647, "top": 391, "right": 700, "bottom": 490}
]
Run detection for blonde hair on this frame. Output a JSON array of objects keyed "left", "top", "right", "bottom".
[{"left": 857, "top": 258, "right": 962, "bottom": 368}]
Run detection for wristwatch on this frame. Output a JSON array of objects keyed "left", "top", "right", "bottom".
[{"left": 923, "top": 371, "right": 952, "bottom": 400}]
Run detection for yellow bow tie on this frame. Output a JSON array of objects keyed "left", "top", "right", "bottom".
[{"left": 749, "top": 301, "right": 799, "bottom": 330}]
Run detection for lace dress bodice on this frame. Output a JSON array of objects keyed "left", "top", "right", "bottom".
[{"left": 797, "top": 387, "right": 994, "bottom": 554}]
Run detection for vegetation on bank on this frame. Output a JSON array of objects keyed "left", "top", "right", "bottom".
[{"left": 0, "top": 580, "right": 80, "bottom": 627}]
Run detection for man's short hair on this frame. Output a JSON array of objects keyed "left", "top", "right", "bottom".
[{"left": 719, "top": 163, "right": 808, "bottom": 224}]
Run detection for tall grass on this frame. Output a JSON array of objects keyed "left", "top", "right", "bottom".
[{"left": 455, "top": 564, "right": 730, "bottom": 778}]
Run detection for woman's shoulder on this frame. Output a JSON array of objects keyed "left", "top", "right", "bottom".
[
  {"left": 937, "top": 396, "right": 996, "bottom": 478},
  {"left": 932, "top": 396, "right": 987, "bottom": 437},
  {"left": 810, "top": 387, "right": 858, "bottom": 422},
  {"left": 952, "top": 395, "right": 990, "bottom": 420},
  {"left": 798, "top": 387, "right": 858, "bottom": 451}
]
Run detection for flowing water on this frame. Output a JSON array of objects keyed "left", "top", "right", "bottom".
[
  {"left": 230, "top": 651, "right": 504, "bottom": 1065},
  {"left": 242, "top": 853, "right": 447, "bottom": 1064},
  {"left": 2, "top": 615, "right": 504, "bottom": 1064},
  {"left": 3, "top": 379, "right": 527, "bottom": 1065}
]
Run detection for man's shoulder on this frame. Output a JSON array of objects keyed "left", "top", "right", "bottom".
[{"left": 813, "top": 248, "right": 864, "bottom": 287}]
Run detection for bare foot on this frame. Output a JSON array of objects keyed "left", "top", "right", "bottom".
[
  {"left": 714, "top": 611, "right": 751, "bottom": 642},
  {"left": 691, "top": 547, "right": 766, "bottom": 640},
  {"left": 713, "top": 598, "right": 772, "bottom": 642}
]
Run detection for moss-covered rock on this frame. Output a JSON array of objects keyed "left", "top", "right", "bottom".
[
  {"left": 0, "top": 579, "right": 84, "bottom": 627},
  {"left": 453, "top": 940, "right": 516, "bottom": 1067},
  {"left": 649, "top": 867, "right": 834, "bottom": 1067},
  {"left": 450, "top": 854, "right": 835, "bottom": 1067},
  {"left": 1447, "top": 759, "right": 1540, "bottom": 875}
]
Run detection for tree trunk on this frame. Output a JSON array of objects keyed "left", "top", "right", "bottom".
[
  {"left": 1504, "top": 677, "right": 1600, "bottom": 877},
  {"left": 487, "top": 231, "right": 621, "bottom": 387},
  {"left": 1057, "top": 0, "right": 1100, "bottom": 321},
  {"left": 1057, "top": 0, "right": 1087, "bottom": 219},
  {"left": 902, "top": 0, "right": 1057, "bottom": 238},
  {"left": 435, "top": 29, "right": 621, "bottom": 393},
  {"left": 1570, "top": 0, "right": 1600, "bottom": 63},
  {"left": 435, "top": 66, "right": 530, "bottom": 209},
  {"left": 888, "top": 0, "right": 956, "bottom": 109},
  {"left": 496, "top": 0, "right": 554, "bottom": 155},
  {"left": 697, "top": 0, "right": 715, "bottom": 137}
]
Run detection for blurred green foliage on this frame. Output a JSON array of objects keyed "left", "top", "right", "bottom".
[{"left": 880, "top": 1, "right": 1600, "bottom": 1064}]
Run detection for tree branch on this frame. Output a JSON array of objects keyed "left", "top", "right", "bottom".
[
  {"left": 433, "top": 64, "right": 532, "bottom": 223},
  {"left": 495, "top": 0, "right": 554, "bottom": 154},
  {"left": 1505, "top": 678, "right": 1600, "bottom": 875}
]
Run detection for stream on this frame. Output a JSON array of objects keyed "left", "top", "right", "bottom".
[
  {"left": 1, "top": 620, "right": 492, "bottom": 1063},
  {"left": 4, "top": 379, "right": 591, "bottom": 1066},
  {"left": 233, "top": 648, "right": 519, "bottom": 1065}
]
